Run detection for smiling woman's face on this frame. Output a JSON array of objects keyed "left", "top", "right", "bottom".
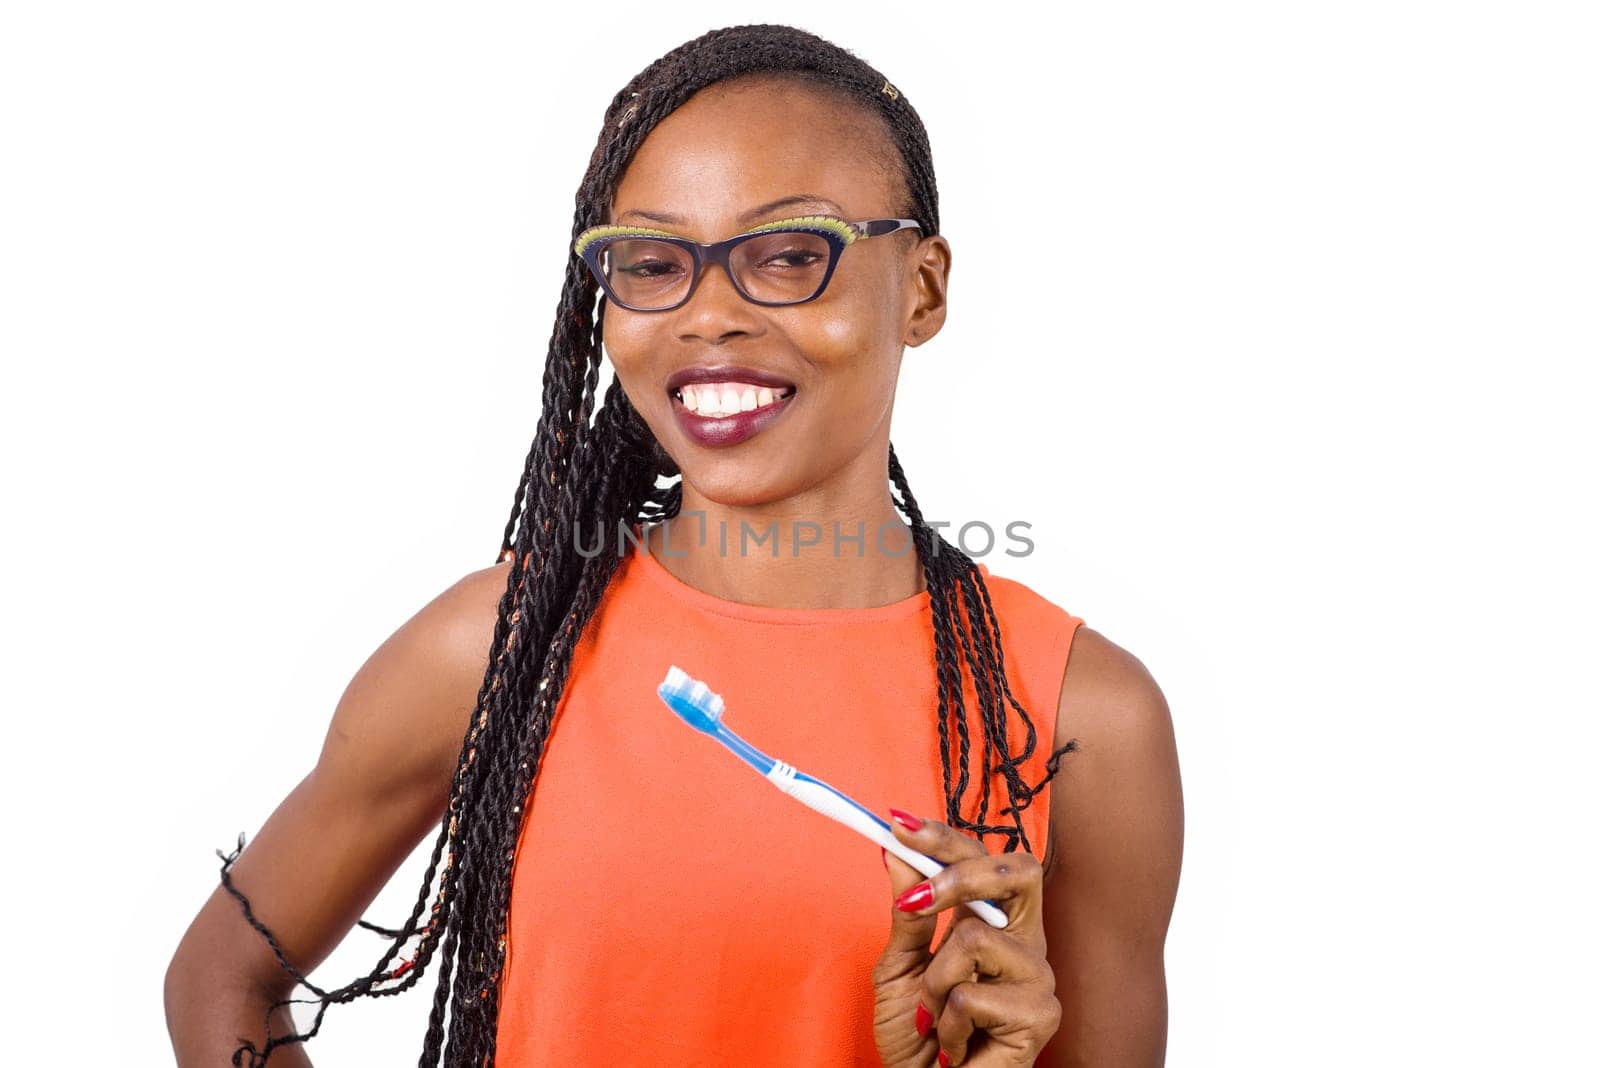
[{"left": 602, "top": 76, "right": 950, "bottom": 510}]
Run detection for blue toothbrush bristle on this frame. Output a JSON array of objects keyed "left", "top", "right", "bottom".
[{"left": 657, "top": 665, "right": 725, "bottom": 731}]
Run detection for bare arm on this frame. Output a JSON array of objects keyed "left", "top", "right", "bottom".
[
  {"left": 1037, "top": 627, "right": 1185, "bottom": 1068},
  {"left": 164, "top": 562, "right": 510, "bottom": 1066}
]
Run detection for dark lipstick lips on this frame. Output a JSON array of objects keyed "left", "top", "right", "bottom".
[
  {"left": 670, "top": 390, "right": 795, "bottom": 447},
  {"left": 667, "top": 365, "right": 798, "bottom": 448}
]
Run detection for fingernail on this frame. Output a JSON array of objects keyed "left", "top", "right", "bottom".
[
  {"left": 889, "top": 807, "right": 923, "bottom": 831},
  {"left": 880, "top": 846, "right": 888, "bottom": 870},
  {"left": 895, "top": 881, "right": 933, "bottom": 912},
  {"left": 915, "top": 1002, "right": 933, "bottom": 1037},
  {"left": 938, "top": 1051, "right": 951, "bottom": 1067}
]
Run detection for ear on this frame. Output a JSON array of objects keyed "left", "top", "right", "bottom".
[{"left": 902, "top": 234, "right": 952, "bottom": 348}]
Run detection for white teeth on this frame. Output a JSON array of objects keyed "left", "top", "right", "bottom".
[{"left": 675, "top": 380, "right": 794, "bottom": 417}]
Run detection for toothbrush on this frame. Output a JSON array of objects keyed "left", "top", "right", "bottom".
[{"left": 655, "top": 665, "right": 1009, "bottom": 929}]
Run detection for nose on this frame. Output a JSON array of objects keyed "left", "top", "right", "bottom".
[
  {"left": 676, "top": 253, "right": 762, "bottom": 337},
  {"left": 688, "top": 252, "right": 745, "bottom": 304}
]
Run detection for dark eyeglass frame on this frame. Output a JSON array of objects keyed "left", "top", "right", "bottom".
[{"left": 572, "top": 214, "right": 923, "bottom": 312}]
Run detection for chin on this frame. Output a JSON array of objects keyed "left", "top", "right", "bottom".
[{"left": 679, "top": 469, "right": 792, "bottom": 512}]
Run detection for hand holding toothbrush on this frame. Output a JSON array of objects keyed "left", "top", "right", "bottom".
[
  {"left": 871, "top": 808, "right": 1062, "bottom": 1068},
  {"left": 652, "top": 666, "right": 1059, "bottom": 1064}
]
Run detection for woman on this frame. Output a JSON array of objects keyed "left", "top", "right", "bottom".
[{"left": 164, "top": 23, "right": 1184, "bottom": 1068}]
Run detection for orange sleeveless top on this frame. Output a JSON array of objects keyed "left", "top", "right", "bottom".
[{"left": 494, "top": 531, "right": 1084, "bottom": 1066}]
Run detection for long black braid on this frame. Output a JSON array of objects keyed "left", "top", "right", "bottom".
[{"left": 214, "top": 22, "right": 1079, "bottom": 1066}]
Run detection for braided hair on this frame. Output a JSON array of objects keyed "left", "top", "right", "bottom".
[{"left": 215, "top": 22, "right": 1080, "bottom": 1066}]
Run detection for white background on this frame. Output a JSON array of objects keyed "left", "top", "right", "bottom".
[{"left": 3, "top": 2, "right": 1596, "bottom": 1064}]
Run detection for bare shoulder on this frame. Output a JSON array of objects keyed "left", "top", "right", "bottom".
[
  {"left": 318, "top": 559, "right": 514, "bottom": 802},
  {"left": 1043, "top": 626, "right": 1182, "bottom": 876},
  {"left": 1053, "top": 627, "right": 1174, "bottom": 771},
  {"left": 408, "top": 559, "right": 514, "bottom": 677},
  {"left": 418, "top": 558, "right": 514, "bottom": 648}
]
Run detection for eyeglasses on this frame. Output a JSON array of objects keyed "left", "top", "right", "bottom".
[{"left": 573, "top": 214, "right": 922, "bottom": 313}]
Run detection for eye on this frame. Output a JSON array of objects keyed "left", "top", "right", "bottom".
[
  {"left": 618, "top": 258, "right": 685, "bottom": 278},
  {"left": 758, "top": 247, "right": 825, "bottom": 269}
]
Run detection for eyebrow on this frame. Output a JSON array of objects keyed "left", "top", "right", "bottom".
[{"left": 615, "top": 194, "right": 846, "bottom": 228}]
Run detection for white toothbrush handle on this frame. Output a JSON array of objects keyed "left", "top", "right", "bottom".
[{"left": 766, "top": 763, "right": 1009, "bottom": 929}]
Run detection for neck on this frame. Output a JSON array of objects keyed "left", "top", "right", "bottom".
[{"left": 642, "top": 488, "right": 927, "bottom": 612}]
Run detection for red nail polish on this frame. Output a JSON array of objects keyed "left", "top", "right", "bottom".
[
  {"left": 880, "top": 846, "right": 888, "bottom": 870},
  {"left": 889, "top": 807, "right": 923, "bottom": 831},
  {"left": 915, "top": 1002, "right": 933, "bottom": 1037},
  {"left": 895, "top": 881, "right": 933, "bottom": 912},
  {"left": 938, "top": 1050, "right": 951, "bottom": 1067}
]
